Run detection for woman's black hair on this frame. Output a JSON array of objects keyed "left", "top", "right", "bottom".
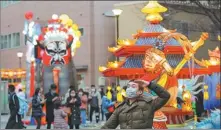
[
  {"left": 50, "top": 84, "right": 57, "bottom": 90},
  {"left": 8, "top": 84, "right": 15, "bottom": 92},
  {"left": 78, "top": 88, "right": 84, "bottom": 93},
  {"left": 34, "top": 87, "right": 41, "bottom": 96},
  {"left": 69, "top": 85, "right": 75, "bottom": 89},
  {"left": 69, "top": 88, "right": 77, "bottom": 97},
  {"left": 54, "top": 100, "right": 61, "bottom": 109}
]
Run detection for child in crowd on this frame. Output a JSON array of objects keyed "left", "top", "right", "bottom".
[
  {"left": 78, "top": 89, "right": 88, "bottom": 127},
  {"left": 53, "top": 99, "right": 68, "bottom": 129}
]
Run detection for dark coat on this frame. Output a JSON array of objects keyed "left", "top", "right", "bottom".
[
  {"left": 32, "top": 95, "right": 44, "bottom": 117},
  {"left": 101, "top": 82, "right": 170, "bottom": 129},
  {"left": 5, "top": 93, "right": 23, "bottom": 129},
  {"left": 45, "top": 92, "right": 59, "bottom": 123},
  {"left": 66, "top": 96, "right": 81, "bottom": 125}
]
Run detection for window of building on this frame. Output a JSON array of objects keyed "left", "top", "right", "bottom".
[
  {"left": 0, "top": 32, "right": 20, "bottom": 49},
  {"left": 1, "top": 0, "right": 20, "bottom": 8},
  {"left": 8, "top": 34, "right": 11, "bottom": 48},
  {"left": 79, "top": 28, "right": 84, "bottom": 36},
  {"left": 3, "top": 35, "right": 7, "bottom": 49},
  {"left": 14, "top": 33, "right": 20, "bottom": 47},
  {"left": 0, "top": 36, "right": 2, "bottom": 49}
]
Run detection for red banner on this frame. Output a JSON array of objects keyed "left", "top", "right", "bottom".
[{"left": 30, "top": 61, "right": 35, "bottom": 97}]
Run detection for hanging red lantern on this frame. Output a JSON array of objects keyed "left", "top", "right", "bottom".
[{"left": 25, "top": 11, "right": 33, "bottom": 20}]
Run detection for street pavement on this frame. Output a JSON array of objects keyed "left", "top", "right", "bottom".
[
  {"left": 1, "top": 114, "right": 195, "bottom": 129},
  {"left": 1, "top": 114, "right": 106, "bottom": 129}
]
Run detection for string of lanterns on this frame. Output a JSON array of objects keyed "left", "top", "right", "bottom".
[{"left": 0, "top": 69, "right": 26, "bottom": 78}]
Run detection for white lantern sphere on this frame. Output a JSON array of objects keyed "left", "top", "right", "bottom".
[{"left": 52, "top": 14, "right": 58, "bottom": 20}]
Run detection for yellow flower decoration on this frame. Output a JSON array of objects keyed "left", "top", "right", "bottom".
[
  {"left": 66, "top": 19, "right": 73, "bottom": 27},
  {"left": 76, "top": 30, "right": 81, "bottom": 37},
  {"left": 72, "top": 24, "right": 79, "bottom": 30},
  {"left": 59, "top": 14, "right": 69, "bottom": 25},
  {"left": 76, "top": 41, "right": 81, "bottom": 48}
]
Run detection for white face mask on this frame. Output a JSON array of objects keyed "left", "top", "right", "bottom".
[
  {"left": 126, "top": 87, "right": 138, "bottom": 99},
  {"left": 91, "top": 88, "right": 95, "bottom": 92},
  {"left": 78, "top": 92, "right": 83, "bottom": 96},
  {"left": 71, "top": 93, "right": 75, "bottom": 97}
]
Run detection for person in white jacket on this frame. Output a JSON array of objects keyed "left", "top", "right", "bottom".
[
  {"left": 17, "top": 89, "right": 26, "bottom": 100},
  {"left": 88, "top": 85, "right": 101, "bottom": 123}
]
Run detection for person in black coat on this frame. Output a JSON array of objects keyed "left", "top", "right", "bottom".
[
  {"left": 66, "top": 89, "right": 81, "bottom": 129},
  {"left": 99, "top": 87, "right": 105, "bottom": 121},
  {"left": 32, "top": 87, "right": 46, "bottom": 129},
  {"left": 5, "top": 84, "right": 23, "bottom": 129},
  {"left": 44, "top": 84, "right": 59, "bottom": 129}
]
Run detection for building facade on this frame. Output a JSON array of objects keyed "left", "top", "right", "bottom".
[{"left": 0, "top": 1, "right": 123, "bottom": 87}]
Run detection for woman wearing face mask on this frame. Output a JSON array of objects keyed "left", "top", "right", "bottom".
[
  {"left": 78, "top": 89, "right": 88, "bottom": 127},
  {"left": 66, "top": 89, "right": 81, "bottom": 129},
  {"left": 32, "top": 87, "right": 46, "bottom": 129},
  {"left": 101, "top": 80, "right": 170, "bottom": 129},
  {"left": 88, "top": 85, "right": 102, "bottom": 124}
]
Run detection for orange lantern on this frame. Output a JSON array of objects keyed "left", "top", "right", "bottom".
[{"left": 8, "top": 70, "right": 14, "bottom": 78}]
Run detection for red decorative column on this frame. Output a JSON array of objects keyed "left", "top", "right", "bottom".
[{"left": 53, "top": 66, "right": 61, "bottom": 93}]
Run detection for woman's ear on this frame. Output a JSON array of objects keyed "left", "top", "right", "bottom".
[{"left": 137, "top": 90, "right": 143, "bottom": 95}]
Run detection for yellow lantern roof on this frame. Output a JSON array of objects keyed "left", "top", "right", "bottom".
[{"left": 141, "top": 1, "right": 167, "bottom": 14}]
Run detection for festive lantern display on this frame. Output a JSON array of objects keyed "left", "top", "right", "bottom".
[
  {"left": 99, "top": 0, "right": 220, "bottom": 126},
  {"left": 204, "top": 85, "right": 209, "bottom": 100},
  {"left": 0, "top": 69, "right": 26, "bottom": 78},
  {"left": 23, "top": 12, "right": 82, "bottom": 97},
  {"left": 106, "top": 86, "right": 112, "bottom": 100},
  {"left": 25, "top": 11, "right": 33, "bottom": 20},
  {"left": 116, "top": 86, "right": 123, "bottom": 103}
]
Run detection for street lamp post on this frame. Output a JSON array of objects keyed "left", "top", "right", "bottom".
[
  {"left": 112, "top": 9, "right": 122, "bottom": 86},
  {"left": 104, "top": 9, "right": 123, "bottom": 86},
  {"left": 17, "top": 52, "right": 23, "bottom": 68}
]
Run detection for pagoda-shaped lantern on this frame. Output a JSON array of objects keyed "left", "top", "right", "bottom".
[{"left": 100, "top": 1, "right": 220, "bottom": 125}]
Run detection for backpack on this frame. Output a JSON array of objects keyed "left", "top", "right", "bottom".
[{"left": 12, "top": 94, "right": 29, "bottom": 115}]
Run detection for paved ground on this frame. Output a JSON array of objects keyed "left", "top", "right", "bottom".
[
  {"left": 0, "top": 114, "right": 105, "bottom": 129},
  {"left": 1, "top": 114, "right": 196, "bottom": 129}
]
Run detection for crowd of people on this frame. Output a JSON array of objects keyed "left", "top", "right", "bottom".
[{"left": 5, "top": 79, "right": 170, "bottom": 129}]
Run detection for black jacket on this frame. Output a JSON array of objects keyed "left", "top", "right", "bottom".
[
  {"left": 32, "top": 95, "right": 44, "bottom": 117},
  {"left": 66, "top": 96, "right": 81, "bottom": 125},
  {"left": 6, "top": 93, "right": 23, "bottom": 129},
  {"left": 45, "top": 92, "right": 58, "bottom": 123},
  {"left": 8, "top": 92, "right": 19, "bottom": 113}
]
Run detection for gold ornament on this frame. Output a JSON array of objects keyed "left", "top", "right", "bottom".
[{"left": 204, "top": 85, "right": 209, "bottom": 100}]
